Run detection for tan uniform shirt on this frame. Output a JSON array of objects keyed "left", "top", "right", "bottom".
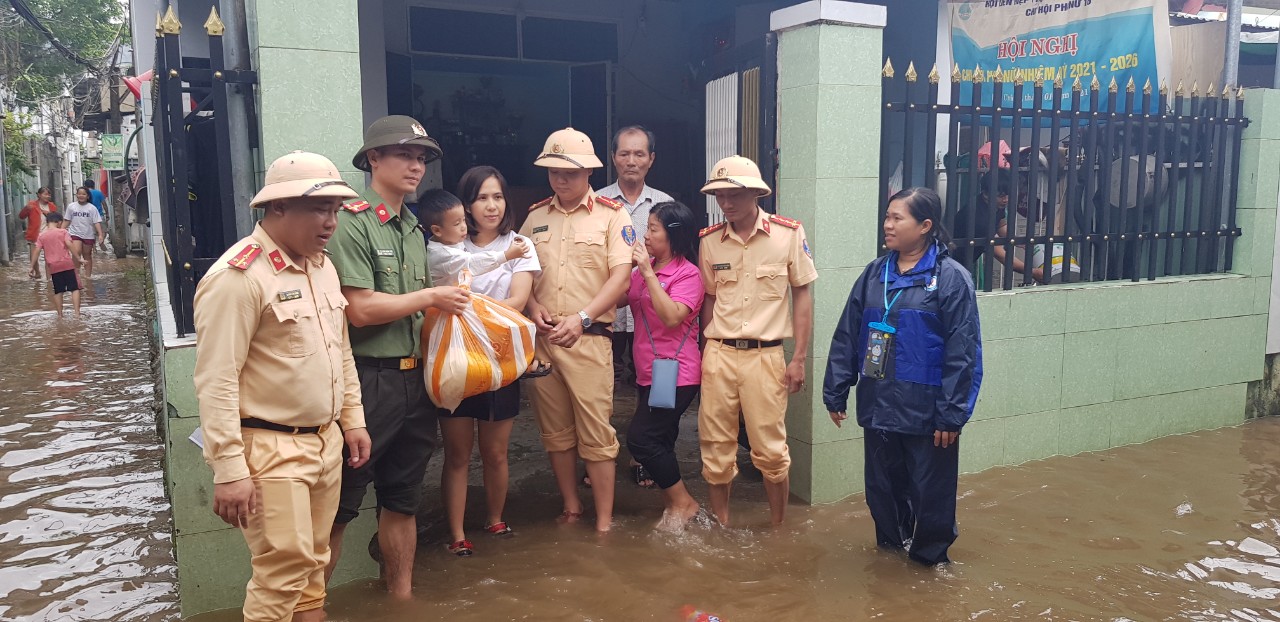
[
  {"left": 194, "top": 224, "right": 365, "bottom": 484},
  {"left": 700, "top": 209, "right": 818, "bottom": 341},
  {"left": 519, "top": 191, "right": 633, "bottom": 325}
]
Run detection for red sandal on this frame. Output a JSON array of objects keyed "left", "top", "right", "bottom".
[
  {"left": 447, "top": 539, "right": 474, "bottom": 557},
  {"left": 484, "top": 521, "right": 514, "bottom": 536}
]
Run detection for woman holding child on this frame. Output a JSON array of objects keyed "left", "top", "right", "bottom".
[{"left": 435, "top": 165, "right": 541, "bottom": 556}]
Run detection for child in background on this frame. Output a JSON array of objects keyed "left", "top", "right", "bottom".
[
  {"left": 421, "top": 189, "right": 529, "bottom": 286},
  {"left": 28, "top": 212, "right": 83, "bottom": 318}
]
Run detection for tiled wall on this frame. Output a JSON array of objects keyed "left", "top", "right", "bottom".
[
  {"left": 245, "top": 0, "right": 366, "bottom": 188},
  {"left": 775, "top": 18, "right": 1277, "bottom": 504}
]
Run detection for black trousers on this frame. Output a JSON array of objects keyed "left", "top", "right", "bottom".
[
  {"left": 336, "top": 363, "right": 438, "bottom": 524},
  {"left": 863, "top": 428, "right": 959, "bottom": 565},
  {"left": 626, "top": 385, "right": 700, "bottom": 489}
]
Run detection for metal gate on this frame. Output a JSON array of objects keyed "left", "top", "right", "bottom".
[
  {"left": 153, "top": 6, "right": 257, "bottom": 336},
  {"left": 703, "top": 33, "right": 777, "bottom": 224}
]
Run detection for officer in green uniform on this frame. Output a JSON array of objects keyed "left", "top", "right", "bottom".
[{"left": 324, "top": 115, "right": 469, "bottom": 598}]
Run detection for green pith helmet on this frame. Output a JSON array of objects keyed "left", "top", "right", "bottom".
[{"left": 352, "top": 115, "right": 443, "bottom": 172}]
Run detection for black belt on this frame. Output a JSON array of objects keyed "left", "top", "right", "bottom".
[
  {"left": 583, "top": 324, "right": 613, "bottom": 338},
  {"left": 354, "top": 356, "right": 421, "bottom": 370},
  {"left": 241, "top": 417, "right": 331, "bottom": 435},
  {"left": 714, "top": 338, "right": 783, "bottom": 349}
]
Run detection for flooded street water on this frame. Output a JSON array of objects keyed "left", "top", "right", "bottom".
[
  {"left": 0, "top": 254, "right": 1277, "bottom": 622},
  {"left": 0, "top": 252, "right": 178, "bottom": 621},
  {"left": 194, "top": 408, "right": 1279, "bottom": 622}
]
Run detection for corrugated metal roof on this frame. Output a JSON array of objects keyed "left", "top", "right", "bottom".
[{"left": 1170, "top": 11, "right": 1280, "bottom": 32}]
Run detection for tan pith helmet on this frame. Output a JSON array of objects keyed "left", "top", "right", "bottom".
[
  {"left": 352, "top": 115, "right": 443, "bottom": 172},
  {"left": 534, "top": 127, "right": 603, "bottom": 169},
  {"left": 250, "top": 151, "right": 358, "bottom": 207},
  {"left": 701, "top": 155, "right": 772, "bottom": 197}
]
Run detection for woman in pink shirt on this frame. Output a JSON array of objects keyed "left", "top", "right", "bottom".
[{"left": 618, "top": 201, "right": 704, "bottom": 531}]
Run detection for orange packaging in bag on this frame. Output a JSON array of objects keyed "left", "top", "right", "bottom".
[{"left": 421, "top": 275, "right": 536, "bottom": 412}]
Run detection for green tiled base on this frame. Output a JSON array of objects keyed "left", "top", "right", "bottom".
[
  {"left": 164, "top": 346, "right": 197, "bottom": 418},
  {"left": 176, "top": 508, "right": 380, "bottom": 618}
]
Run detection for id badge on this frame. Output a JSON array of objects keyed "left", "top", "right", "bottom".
[{"left": 862, "top": 326, "right": 895, "bottom": 380}]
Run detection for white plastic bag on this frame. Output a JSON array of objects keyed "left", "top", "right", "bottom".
[{"left": 422, "top": 282, "right": 536, "bottom": 412}]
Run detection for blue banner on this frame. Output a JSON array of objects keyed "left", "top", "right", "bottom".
[{"left": 950, "top": 1, "right": 1170, "bottom": 114}]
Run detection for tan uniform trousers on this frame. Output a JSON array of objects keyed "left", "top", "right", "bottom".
[
  {"left": 528, "top": 333, "right": 620, "bottom": 462},
  {"left": 699, "top": 341, "right": 791, "bottom": 485},
  {"left": 240, "top": 424, "right": 342, "bottom": 622}
]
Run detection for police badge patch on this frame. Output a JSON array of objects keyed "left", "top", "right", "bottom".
[
  {"left": 803, "top": 238, "right": 812, "bottom": 258},
  {"left": 622, "top": 225, "right": 636, "bottom": 246}
]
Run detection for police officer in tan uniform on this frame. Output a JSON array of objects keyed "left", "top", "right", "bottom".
[
  {"left": 194, "top": 151, "right": 372, "bottom": 622},
  {"left": 698, "top": 155, "right": 816, "bottom": 527},
  {"left": 519, "top": 128, "right": 633, "bottom": 532}
]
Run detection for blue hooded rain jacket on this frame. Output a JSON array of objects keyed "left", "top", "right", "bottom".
[{"left": 822, "top": 242, "right": 983, "bottom": 435}]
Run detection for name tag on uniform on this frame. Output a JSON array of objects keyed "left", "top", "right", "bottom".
[
  {"left": 712, "top": 263, "right": 731, "bottom": 271},
  {"left": 278, "top": 289, "right": 302, "bottom": 301},
  {"left": 375, "top": 249, "right": 395, "bottom": 257},
  {"left": 532, "top": 225, "right": 549, "bottom": 234}
]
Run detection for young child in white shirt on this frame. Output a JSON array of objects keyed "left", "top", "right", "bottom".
[
  {"left": 422, "top": 190, "right": 529, "bottom": 285},
  {"left": 420, "top": 189, "right": 549, "bottom": 378}
]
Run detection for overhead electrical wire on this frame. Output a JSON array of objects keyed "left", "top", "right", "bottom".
[{"left": 6, "top": 0, "right": 109, "bottom": 73}]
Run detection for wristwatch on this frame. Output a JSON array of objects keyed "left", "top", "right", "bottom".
[{"left": 578, "top": 310, "right": 592, "bottom": 329}]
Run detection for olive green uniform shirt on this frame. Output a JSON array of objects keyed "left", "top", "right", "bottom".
[{"left": 327, "top": 187, "right": 433, "bottom": 358}]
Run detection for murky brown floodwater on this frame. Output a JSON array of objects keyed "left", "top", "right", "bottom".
[
  {"left": 0, "top": 251, "right": 178, "bottom": 621},
  {"left": 195, "top": 397, "right": 1280, "bottom": 622},
  {"left": 2, "top": 251, "right": 1275, "bottom": 622}
]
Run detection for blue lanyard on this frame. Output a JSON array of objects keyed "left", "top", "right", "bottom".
[{"left": 871, "top": 259, "right": 904, "bottom": 334}]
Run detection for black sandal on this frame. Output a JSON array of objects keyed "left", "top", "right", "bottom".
[
  {"left": 521, "top": 361, "right": 553, "bottom": 379},
  {"left": 632, "top": 464, "right": 655, "bottom": 489}
]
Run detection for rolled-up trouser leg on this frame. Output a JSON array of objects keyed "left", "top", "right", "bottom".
[
  {"left": 627, "top": 385, "right": 700, "bottom": 489},
  {"left": 529, "top": 334, "right": 619, "bottom": 462},
  {"left": 739, "top": 346, "right": 790, "bottom": 483}
]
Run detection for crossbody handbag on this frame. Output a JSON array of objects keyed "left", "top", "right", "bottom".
[{"left": 638, "top": 307, "right": 697, "bottom": 409}]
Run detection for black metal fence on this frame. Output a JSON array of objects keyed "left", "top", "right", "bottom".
[
  {"left": 879, "top": 61, "right": 1248, "bottom": 292},
  {"left": 153, "top": 7, "right": 257, "bottom": 336}
]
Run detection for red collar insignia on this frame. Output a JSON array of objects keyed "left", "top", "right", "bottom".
[{"left": 268, "top": 250, "right": 287, "bottom": 272}]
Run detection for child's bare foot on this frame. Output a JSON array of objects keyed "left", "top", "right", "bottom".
[{"left": 595, "top": 515, "right": 613, "bottom": 533}]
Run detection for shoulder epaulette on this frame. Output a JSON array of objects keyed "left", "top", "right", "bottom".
[
  {"left": 529, "top": 196, "right": 554, "bottom": 212},
  {"left": 227, "top": 243, "right": 263, "bottom": 270},
  {"left": 699, "top": 222, "right": 727, "bottom": 238},
  {"left": 769, "top": 214, "right": 801, "bottom": 230},
  {"left": 343, "top": 200, "right": 370, "bottom": 213},
  {"left": 595, "top": 195, "right": 623, "bottom": 211}
]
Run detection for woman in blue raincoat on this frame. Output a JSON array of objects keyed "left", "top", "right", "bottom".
[{"left": 822, "top": 187, "right": 982, "bottom": 565}]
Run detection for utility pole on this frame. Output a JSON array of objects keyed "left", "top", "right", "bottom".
[
  {"left": 0, "top": 104, "right": 11, "bottom": 266},
  {"left": 221, "top": 0, "right": 256, "bottom": 237},
  {"left": 1223, "top": 0, "right": 1243, "bottom": 87},
  {"left": 107, "top": 65, "right": 127, "bottom": 258}
]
